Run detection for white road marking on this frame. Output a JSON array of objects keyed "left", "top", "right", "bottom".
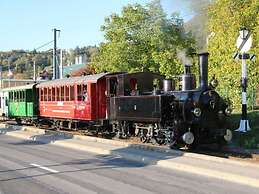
[{"left": 30, "top": 163, "right": 59, "bottom": 173}]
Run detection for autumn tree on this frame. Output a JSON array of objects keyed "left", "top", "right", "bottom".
[
  {"left": 92, "top": 0, "right": 196, "bottom": 78},
  {"left": 207, "top": 0, "right": 259, "bottom": 109}
]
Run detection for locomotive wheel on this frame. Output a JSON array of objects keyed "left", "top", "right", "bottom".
[
  {"left": 151, "top": 138, "right": 157, "bottom": 145},
  {"left": 140, "top": 136, "right": 148, "bottom": 143},
  {"left": 155, "top": 137, "right": 165, "bottom": 145},
  {"left": 15, "top": 118, "right": 22, "bottom": 125},
  {"left": 154, "top": 131, "right": 166, "bottom": 145},
  {"left": 185, "top": 136, "right": 199, "bottom": 150},
  {"left": 169, "top": 130, "right": 179, "bottom": 149}
]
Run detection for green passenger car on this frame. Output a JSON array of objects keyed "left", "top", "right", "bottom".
[{"left": 3, "top": 84, "right": 38, "bottom": 121}]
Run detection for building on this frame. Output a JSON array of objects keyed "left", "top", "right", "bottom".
[
  {"left": 74, "top": 54, "right": 87, "bottom": 65},
  {"left": 62, "top": 63, "right": 87, "bottom": 78}
]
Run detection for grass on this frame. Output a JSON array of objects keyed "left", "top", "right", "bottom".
[{"left": 228, "top": 111, "right": 259, "bottom": 149}]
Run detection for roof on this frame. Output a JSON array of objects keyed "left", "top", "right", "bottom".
[
  {"left": 1, "top": 83, "right": 37, "bottom": 91},
  {"left": 37, "top": 72, "right": 120, "bottom": 88},
  {"left": 105, "top": 71, "right": 164, "bottom": 78},
  {"left": 1, "top": 79, "right": 40, "bottom": 82},
  {"left": 63, "top": 64, "right": 86, "bottom": 76}
]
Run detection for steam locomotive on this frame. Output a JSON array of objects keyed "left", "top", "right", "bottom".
[
  {"left": 108, "top": 52, "right": 233, "bottom": 148},
  {"left": 0, "top": 52, "right": 232, "bottom": 149}
]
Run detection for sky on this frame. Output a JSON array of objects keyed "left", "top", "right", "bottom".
[{"left": 0, "top": 0, "right": 193, "bottom": 51}]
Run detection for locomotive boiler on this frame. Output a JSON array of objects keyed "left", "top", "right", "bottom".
[{"left": 108, "top": 53, "right": 233, "bottom": 148}]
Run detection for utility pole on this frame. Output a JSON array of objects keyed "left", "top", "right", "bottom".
[
  {"left": 60, "top": 49, "right": 63, "bottom": 79},
  {"left": 0, "top": 65, "right": 2, "bottom": 89},
  {"left": 52, "top": 28, "right": 60, "bottom": 80},
  {"left": 33, "top": 61, "right": 36, "bottom": 82}
]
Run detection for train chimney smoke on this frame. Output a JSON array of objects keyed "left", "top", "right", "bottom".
[{"left": 198, "top": 52, "right": 209, "bottom": 89}]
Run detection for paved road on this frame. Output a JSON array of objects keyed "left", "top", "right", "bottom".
[{"left": 0, "top": 135, "right": 258, "bottom": 194}]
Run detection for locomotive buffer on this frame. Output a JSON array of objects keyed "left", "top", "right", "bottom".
[{"left": 234, "top": 28, "right": 254, "bottom": 132}]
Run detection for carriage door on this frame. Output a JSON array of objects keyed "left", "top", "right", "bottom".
[
  {"left": 108, "top": 78, "right": 118, "bottom": 97},
  {"left": 3, "top": 91, "right": 9, "bottom": 117},
  {"left": 106, "top": 77, "right": 119, "bottom": 119}
]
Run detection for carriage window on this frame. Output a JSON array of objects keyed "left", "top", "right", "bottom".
[
  {"left": 65, "top": 86, "right": 69, "bottom": 101},
  {"left": 109, "top": 78, "right": 118, "bottom": 97},
  {"left": 17, "top": 91, "right": 19, "bottom": 101},
  {"left": 16, "top": 91, "right": 19, "bottom": 102},
  {"left": 13, "top": 92, "right": 16, "bottom": 102},
  {"left": 70, "top": 85, "right": 74, "bottom": 101},
  {"left": 52, "top": 87, "right": 55, "bottom": 101},
  {"left": 82, "top": 84, "right": 88, "bottom": 101},
  {"left": 15, "top": 92, "right": 17, "bottom": 102},
  {"left": 44, "top": 88, "right": 47, "bottom": 101},
  {"left": 57, "top": 87, "right": 60, "bottom": 101},
  {"left": 10, "top": 92, "right": 13, "bottom": 102},
  {"left": 9, "top": 92, "right": 11, "bottom": 102},
  {"left": 27, "top": 90, "right": 32, "bottom": 101},
  {"left": 40, "top": 88, "right": 44, "bottom": 101},
  {"left": 21, "top": 91, "right": 24, "bottom": 101},
  {"left": 77, "top": 85, "right": 82, "bottom": 101},
  {"left": 17, "top": 91, "right": 20, "bottom": 102},
  {"left": 48, "top": 88, "right": 51, "bottom": 101},
  {"left": 19, "top": 91, "right": 21, "bottom": 101},
  {"left": 61, "top": 86, "right": 65, "bottom": 101}
]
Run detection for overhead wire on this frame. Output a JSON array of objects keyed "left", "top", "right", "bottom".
[{"left": 34, "top": 40, "right": 54, "bottom": 51}]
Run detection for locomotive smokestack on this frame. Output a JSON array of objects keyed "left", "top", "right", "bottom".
[
  {"left": 198, "top": 52, "right": 209, "bottom": 89},
  {"left": 181, "top": 64, "right": 196, "bottom": 91},
  {"left": 163, "top": 79, "right": 173, "bottom": 92},
  {"left": 184, "top": 64, "right": 191, "bottom": 74}
]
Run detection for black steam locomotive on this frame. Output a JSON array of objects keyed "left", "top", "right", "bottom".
[{"left": 107, "top": 53, "right": 232, "bottom": 148}]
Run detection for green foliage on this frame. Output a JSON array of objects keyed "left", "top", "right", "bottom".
[
  {"left": 92, "top": 0, "right": 196, "bottom": 78},
  {"left": 207, "top": 0, "right": 259, "bottom": 110},
  {"left": 0, "top": 50, "right": 50, "bottom": 79},
  {"left": 0, "top": 46, "right": 98, "bottom": 79}
]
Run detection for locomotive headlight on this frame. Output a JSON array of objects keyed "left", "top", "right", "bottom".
[
  {"left": 193, "top": 108, "right": 202, "bottom": 117},
  {"left": 224, "top": 107, "right": 232, "bottom": 116}
]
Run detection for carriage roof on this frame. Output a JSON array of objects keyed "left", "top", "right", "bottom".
[
  {"left": 1, "top": 83, "right": 37, "bottom": 92},
  {"left": 36, "top": 72, "right": 123, "bottom": 88}
]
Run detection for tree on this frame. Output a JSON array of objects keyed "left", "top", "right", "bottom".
[
  {"left": 207, "top": 0, "right": 259, "bottom": 109},
  {"left": 92, "top": 0, "right": 196, "bottom": 78}
]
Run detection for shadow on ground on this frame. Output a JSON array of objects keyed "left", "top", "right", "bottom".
[
  {"left": 0, "top": 146, "right": 179, "bottom": 182},
  {"left": 7, "top": 130, "right": 74, "bottom": 145},
  {"left": 0, "top": 127, "right": 18, "bottom": 135}
]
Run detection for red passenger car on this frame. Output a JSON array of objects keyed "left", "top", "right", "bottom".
[{"left": 36, "top": 73, "right": 117, "bottom": 129}]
